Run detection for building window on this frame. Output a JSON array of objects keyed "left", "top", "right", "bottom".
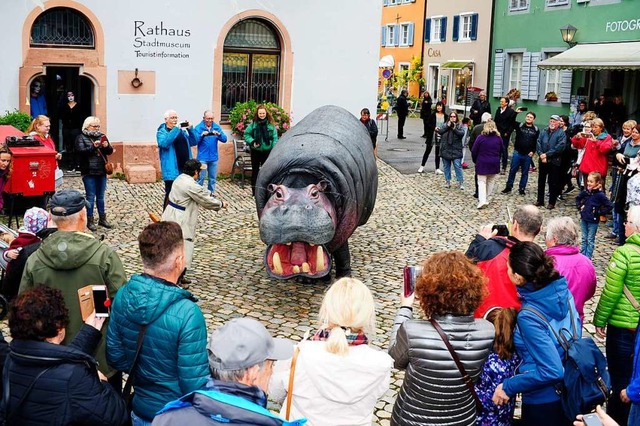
[
  {"left": 389, "top": 0, "right": 399, "bottom": 4},
  {"left": 546, "top": 0, "right": 569, "bottom": 5},
  {"left": 508, "top": 53, "right": 523, "bottom": 91},
  {"left": 30, "top": 7, "right": 94, "bottom": 48},
  {"left": 400, "top": 24, "right": 409, "bottom": 45},
  {"left": 221, "top": 19, "right": 281, "bottom": 119},
  {"left": 544, "top": 53, "right": 562, "bottom": 97},
  {"left": 460, "top": 15, "right": 472, "bottom": 41},
  {"left": 509, "top": 0, "right": 529, "bottom": 12},
  {"left": 387, "top": 25, "right": 396, "bottom": 46},
  {"left": 431, "top": 18, "right": 442, "bottom": 43},
  {"left": 399, "top": 63, "right": 410, "bottom": 73}
]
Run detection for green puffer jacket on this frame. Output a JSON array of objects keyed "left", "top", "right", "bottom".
[
  {"left": 594, "top": 233, "right": 640, "bottom": 329},
  {"left": 106, "top": 273, "right": 209, "bottom": 422}
]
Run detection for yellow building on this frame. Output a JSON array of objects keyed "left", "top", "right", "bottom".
[{"left": 379, "top": 0, "right": 427, "bottom": 99}]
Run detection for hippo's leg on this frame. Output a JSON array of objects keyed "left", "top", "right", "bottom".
[{"left": 333, "top": 242, "right": 352, "bottom": 279}]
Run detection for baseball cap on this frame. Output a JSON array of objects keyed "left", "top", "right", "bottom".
[
  {"left": 49, "top": 189, "right": 88, "bottom": 216},
  {"left": 550, "top": 114, "right": 561, "bottom": 121},
  {"left": 23, "top": 207, "right": 48, "bottom": 234},
  {"left": 208, "top": 317, "right": 293, "bottom": 371}
]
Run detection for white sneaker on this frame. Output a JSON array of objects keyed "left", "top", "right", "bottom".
[
  {"left": 445, "top": 181, "right": 451, "bottom": 188},
  {"left": 459, "top": 184, "right": 465, "bottom": 190},
  {"left": 435, "top": 169, "right": 444, "bottom": 175},
  {"left": 477, "top": 202, "right": 487, "bottom": 209},
  {"left": 417, "top": 166, "right": 424, "bottom": 173}
]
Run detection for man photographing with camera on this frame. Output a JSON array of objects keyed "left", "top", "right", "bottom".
[{"left": 193, "top": 110, "right": 228, "bottom": 196}]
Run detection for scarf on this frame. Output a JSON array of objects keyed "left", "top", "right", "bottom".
[
  {"left": 82, "top": 130, "right": 103, "bottom": 139},
  {"left": 253, "top": 118, "right": 272, "bottom": 149},
  {"left": 311, "top": 328, "right": 369, "bottom": 346}
]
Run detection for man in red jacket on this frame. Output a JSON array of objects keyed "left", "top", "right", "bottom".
[{"left": 466, "top": 204, "right": 543, "bottom": 318}]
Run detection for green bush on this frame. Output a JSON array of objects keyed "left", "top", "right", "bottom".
[
  {"left": 0, "top": 110, "right": 32, "bottom": 132},
  {"left": 229, "top": 100, "right": 291, "bottom": 137}
]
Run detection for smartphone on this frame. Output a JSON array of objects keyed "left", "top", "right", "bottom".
[
  {"left": 581, "top": 413, "right": 604, "bottom": 426},
  {"left": 519, "top": 107, "right": 528, "bottom": 112},
  {"left": 180, "top": 121, "right": 189, "bottom": 128},
  {"left": 92, "top": 285, "right": 110, "bottom": 318},
  {"left": 403, "top": 266, "right": 422, "bottom": 297},
  {"left": 492, "top": 224, "right": 509, "bottom": 237}
]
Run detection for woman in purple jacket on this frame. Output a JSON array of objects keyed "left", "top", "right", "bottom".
[
  {"left": 472, "top": 120, "right": 503, "bottom": 209},
  {"left": 544, "top": 216, "right": 597, "bottom": 323}
]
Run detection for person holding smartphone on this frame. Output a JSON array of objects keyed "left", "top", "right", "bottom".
[
  {"left": 193, "top": 110, "right": 228, "bottom": 196},
  {"left": 437, "top": 111, "right": 466, "bottom": 189}
]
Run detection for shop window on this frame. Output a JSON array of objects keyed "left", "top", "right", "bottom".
[
  {"left": 30, "top": 7, "right": 94, "bottom": 48},
  {"left": 508, "top": 53, "right": 523, "bottom": 91},
  {"left": 509, "top": 0, "right": 530, "bottom": 12},
  {"left": 221, "top": 19, "right": 281, "bottom": 118},
  {"left": 453, "top": 66, "right": 474, "bottom": 106}
]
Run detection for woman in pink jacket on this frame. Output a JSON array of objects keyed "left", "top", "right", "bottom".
[
  {"left": 544, "top": 216, "right": 596, "bottom": 323},
  {"left": 571, "top": 118, "right": 614, "bottom": 186}
]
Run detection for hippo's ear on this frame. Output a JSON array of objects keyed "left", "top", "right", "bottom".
[{"left": 318, "top": 180, "right": 329, "bottom": 192}]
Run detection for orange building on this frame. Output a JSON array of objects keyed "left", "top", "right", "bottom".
[{"left": 379, "top": 0, "right": 427, "bottom": 99}]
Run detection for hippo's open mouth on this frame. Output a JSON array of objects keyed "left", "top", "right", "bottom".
[{"left": 265, "top": 242, "right": 332, "bottom": 279}]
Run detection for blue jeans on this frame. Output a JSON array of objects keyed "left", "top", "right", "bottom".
[
  {"left": 82, "top": 175, "right": 107, "bottom": 217},
  {"left": 580, "top": 220, "right": 599, "bottom": 259},
  {"left": 506, "top": 151, "right": 532, "bottom": 190},
  {"left": 442, "top": 158, "right": 463, "bottom": 184},
  {"left": 131, "top": 411, "right": 152, "bottom": 426},
  {"left": 606, "top": 325, "right": 636, "bottom": 424},
  {"left": 197, "top": 160, "right": 218, "bottom": 194}
]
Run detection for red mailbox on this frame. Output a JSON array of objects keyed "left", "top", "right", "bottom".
[{"left": 5, "top": 142, "right": 57, "bottom": 197}]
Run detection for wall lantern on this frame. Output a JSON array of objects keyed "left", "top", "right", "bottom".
[
  {"left": 560, "top": 24, "right": 578, "bottom": 48},
  {"left": 131, "top": 68, "right": 143, "bottom": 88}
]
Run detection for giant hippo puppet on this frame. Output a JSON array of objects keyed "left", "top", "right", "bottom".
[{"left": 255, "top": 105, "right": 378, "bottom": 280}]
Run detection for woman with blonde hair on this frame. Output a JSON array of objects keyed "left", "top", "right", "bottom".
[
  {"left": 270, "top": 277, "right": 392, "bottom": 425},
  {"left": 472, "top": 120, "right": 503, "bottom": 209}
]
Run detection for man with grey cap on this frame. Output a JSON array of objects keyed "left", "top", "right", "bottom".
[
  {"left": 152, "top": 317, "right": 306, "bottom": 426},
  {"left": 535, "top": 114, "right": 567, "bottom": 209},
  {"left": 20, "top": 188, "right": 126, "bottom": 389}
]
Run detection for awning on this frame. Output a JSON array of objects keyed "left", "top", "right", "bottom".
[
  {"left": 441, "top": 60, "right": 474, "bottom": 69},
  {"left": 537, "top": 41, "right": 640, "bottom": 70},
  {"left": 379, "top": 55, "right": 394, "bottom": 68}
]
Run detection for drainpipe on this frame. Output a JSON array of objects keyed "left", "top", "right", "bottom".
[
  {"left": 421, "top": 0, "right": 427, "bottom": 93},
  {"left": 486, "top": 0, "right": 496, "bottom": 92}
]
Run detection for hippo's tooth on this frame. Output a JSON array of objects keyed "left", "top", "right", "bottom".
[
  {"left": 286, "top": 242, "right": 292, "bottom": 246},
  {"left": 309, "top": 243, "right": 315, "bottom": 247},
  {"left": 316, "top": 246, "right": 325, "bottom": 271},
  {"left": 302, "top": 262, "right": 310, "bottom": 273},
  {"left": 293, "top": 265, "right": 300, "bottom": 274},
  {"left": 273, "top": 252, "right": 284, "bottom": 275}
]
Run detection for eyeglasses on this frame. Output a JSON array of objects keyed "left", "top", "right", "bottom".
[{"left": 168, "top": 116, "right": 178, "bottom": 120}]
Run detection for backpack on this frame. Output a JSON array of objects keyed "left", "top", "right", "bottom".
[{"left": 521, "top": 306, "right": 611, "bottom": 421}]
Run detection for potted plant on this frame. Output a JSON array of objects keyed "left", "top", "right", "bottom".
[
  {"left": 229, "top": 100, "right": 291, "bottom": 137},
  {"left": 545, "top": 92, "right": 558, "bottom": 102}
]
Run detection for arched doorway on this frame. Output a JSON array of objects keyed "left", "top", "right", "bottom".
[
  {"left": 21, "top": 1, "right": 106, "bottom": 137},
  {"left": 221, "top": 19, "right": 281, "bottom": 121}
]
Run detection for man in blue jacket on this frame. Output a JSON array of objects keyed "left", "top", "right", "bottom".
[
  {"left": 152, "top": 317, "right": 305, "bottom": 426},
  {"left": 536, "top": 115, "right": 567, "bottom": 210},
  {"left": 157, "top": 110, "right": 197, "bottom": 208},
  {"left": 194, "top": 110, "right": 228, "bottom": 196},
  {"left": 107, "top": 221, "right": 209, "bottom": 425}
]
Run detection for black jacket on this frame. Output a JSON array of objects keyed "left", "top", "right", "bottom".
[
  {"left": 513, "top": 123, "right": 540, "bottom": 155},
  {"left": 469, "top": 99, "right": 491, "bottom": 125},
  {"left": 1, "top": 325, "right": 128, "bottom": 426},
  {"left": 396, "top": 95, "right": 409, "bottom": 117},
  {"left": 494, "top": 107, "right": 517, "bottom": 137},
  {"left": 420, "top": 98, "right": 433, "bottom": 119},
  {"left": 75, "top": 133, "right": 114, "bottom": 176}
]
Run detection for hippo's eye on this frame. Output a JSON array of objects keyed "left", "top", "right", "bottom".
[{"left": 310, "top": 189, "right": 319, "bottom": 198}]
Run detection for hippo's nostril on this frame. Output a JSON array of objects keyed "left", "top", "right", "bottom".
[
  {"left": 280, "top": 205, "right": 287, "bottom": 210},
  {"left": 305, "top": 204, "right": 312, "bottom": 210}
]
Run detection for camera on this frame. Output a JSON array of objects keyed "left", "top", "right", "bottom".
[
  {"left": 208, "top": 131, "right": 218, "bottom": 136},
  {"left": 180, "top": 121, "right": 189, "bottom": 128},
  {"left": 403, "top": 266, "right": 422, "bottom": 297},
  {"left": 492, "top": 224, "right": 509, "bottom": 237}
]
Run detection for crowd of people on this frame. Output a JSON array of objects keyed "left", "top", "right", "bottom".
[{"left": 0, "top": 88, "right": 637, "bottom": 425}]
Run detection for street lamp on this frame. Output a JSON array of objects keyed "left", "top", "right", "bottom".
[{"left": 560, "top": 24, "right": 578, "bottom": 48}]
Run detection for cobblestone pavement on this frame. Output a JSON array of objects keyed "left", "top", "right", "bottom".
[{"left": 3, "top": 117, "right": 618, "bottom": 424}]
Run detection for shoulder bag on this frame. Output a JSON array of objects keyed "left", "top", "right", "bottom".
[
  {"left": 284, "top": 330, "right": 309, "bottom": 421},
  {"left": 622, "top": 244, "right": 640, "bottom": 312},
  {"left": 122, "top": 325, "right": 148, "bottom": 421},
  {"left": 97, "top": 148, "right": 114, "bottom": 175},
  {"left": 429, "top": 318, "right": 483, "bottom": 412}
]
